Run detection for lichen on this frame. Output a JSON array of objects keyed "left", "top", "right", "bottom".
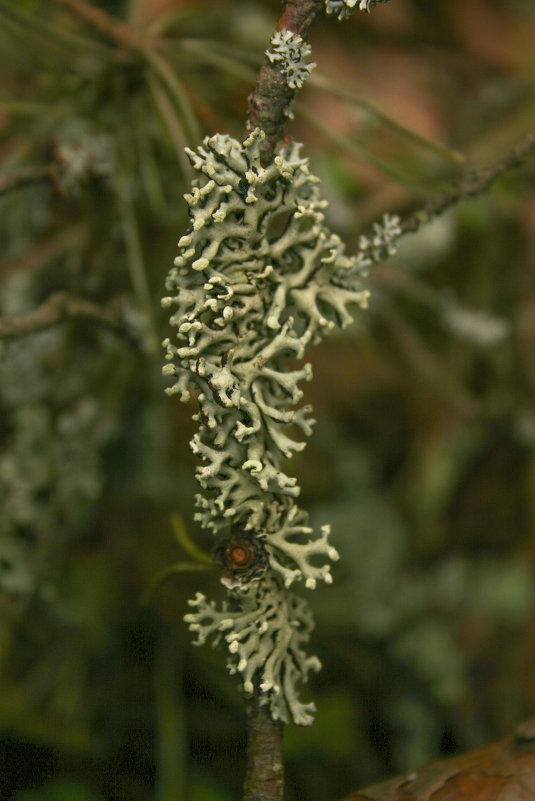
[
  {"left": 325, "top": 0, "right": 391, "bottom": 20},
  {"left": 265, "top": 30, "right": 316, "bottom": 90},
  {"left": 162, "top": 128, "right": 367, "bottom": 586},
  {"left": 185, "top": 576, "right": 321, "bottom": 725},
  {"left": 162, "top": 127, "right": 369, "bottom": 723}
]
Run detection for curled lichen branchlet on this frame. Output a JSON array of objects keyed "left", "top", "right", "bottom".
[
  {"left": 162, "top": 128, "right": 369, "bottom": 723},
  {"left": 266, "top": 30, "right": 316, "bottom": 90}
]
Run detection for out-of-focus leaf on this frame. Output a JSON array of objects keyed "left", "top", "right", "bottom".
[{"left": 309, "top": 72, "right": 465, "bottom": 167}]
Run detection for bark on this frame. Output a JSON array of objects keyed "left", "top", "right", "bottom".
[
  {"left": 0, "top": 291, "right": 137, "bottom": 346},
  {"left": 243, "top": 693, "right": 284, "bottom": 801}
]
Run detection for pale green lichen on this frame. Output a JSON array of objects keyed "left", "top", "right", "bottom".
[
  {"left": 185, "top": 576, "right": 321, "bottom": 725},
  {"left": 325, "top": 0, "right": 391, "bottom": 20},
  {"left": 162, "top": 127, "right": 369, "bottom": 723},
  {"left": 355, "top": 212, "right": 402, "bottom": 270},
  {"left": 266, "top": 30, "right": 316, "bottom": 90},
  {"left": 162, "top": 128, "right": 367, "bottom": 587}
]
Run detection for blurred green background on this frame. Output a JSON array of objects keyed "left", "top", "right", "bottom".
[{"left": 0, "top": 1, "right": 534, "bottom": 800}]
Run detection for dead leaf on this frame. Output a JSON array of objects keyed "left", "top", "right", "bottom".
[{"left": 342, "top": 719, "right": 535, "bottom": 801}]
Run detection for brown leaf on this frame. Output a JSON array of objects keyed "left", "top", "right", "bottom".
[{"left": 342, "top": 720, "right": 535, "bottom": 801}]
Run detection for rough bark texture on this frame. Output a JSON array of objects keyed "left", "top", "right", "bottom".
[
  {"left": 246, "top": 0, "right": 324, "bottom": 164},
  {"left": 342, "top": 718, "right": 535, "bottom": 801},
  {"left": 243, "top": 694, "right": 284, "bottom": 801}
]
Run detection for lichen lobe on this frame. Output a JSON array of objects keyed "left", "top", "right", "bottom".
[{"left": 162, "top": 128, "right": 368, "bottom": 723}]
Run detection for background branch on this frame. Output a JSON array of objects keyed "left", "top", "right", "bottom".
[
  {"left": 0, "top": 291, "right": 137, "bottom": 345},
  {"left": 54, "top": 0, "right": 148, "bottom": 50},
  {"left": 243, "top": 694, "right": 284, "bottom": 801},
  {"left": 400, "top": 133, "right": 535, "bottom": 236},
  {"left": 0, "top": 165, "right": 56, "bottom": 197}
]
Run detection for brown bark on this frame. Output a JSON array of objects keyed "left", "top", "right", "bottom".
[
  {"left": 246, "top": 0, "right": 324, "bottom": 165},
  {"left": 243, "top": 693, "right": 284, "bottom": 801},
  {"left": 342, "top": 718, "right": 535, "bottom": 801}
]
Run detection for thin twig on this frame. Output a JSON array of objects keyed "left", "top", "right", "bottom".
[
  {"left": 243, "top": 693, "right": 284, "bottom": 801},
  {"left": 0, "top": 291, "right": 136, "bottom": 345},
  {"left": 54, "top": 0, "right": 200, "bottom": 143},
  {"left": 246, "top": 0, "right": 324, "bottom": 164},
  {"left": 400, "top": 133, "right": 535, "bottom": 236},
  {"left": 54, "top": 0, "right": 148, "bottom": 50},
  {"left": 115, "top": 171, "right": 159, "bottom": 354},
  {"left": 239, "top": 3, "right": 328, "bottom": 799},
  {"left": 147, "top": 74, "right": 192, "bottom": 178},
  {"left": 355, "top": 133, "right": 535, "bottom": 268},
  {"left": 0, "top": 165, "right": 55, "bottom": 197}
]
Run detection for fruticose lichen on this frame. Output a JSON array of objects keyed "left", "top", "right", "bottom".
[
  {"left": 185, "top": 576, "right": 321, "bottom": 725},
  {"left": 355, "top": 212, "right": 402, "bottom": 271},
  {"left": 265, "top": 30, "right": 316, "bottom": 90},
  {"left": 162, "top": 127, "right": 369, "bottom": 723},
  {"left": 325, "top": 0, "right": 391, "bottom": 20}
]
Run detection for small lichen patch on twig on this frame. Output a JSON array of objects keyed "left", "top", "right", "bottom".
[
  {"left": 325, "top": 0, "right": 391, "bottom": 20},
  {"left": 265, "top": 30, "right": 316, "bottom": 90}
]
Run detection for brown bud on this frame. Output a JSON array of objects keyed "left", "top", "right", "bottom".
[
  {"left": 225, "top": 542, "right": 255, "bottom": 571},
  {"left": 213, "top": 531, "right": 268, "bottom": 588}
]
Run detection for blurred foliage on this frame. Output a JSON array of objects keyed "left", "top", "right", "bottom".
[{"left": 0, "top": 1, "right": 534, "bottom": 800}]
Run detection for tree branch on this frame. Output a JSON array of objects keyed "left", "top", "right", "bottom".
[
  {"left": 246, "top": 0, "right": 324, "bottom": 164},
  {"left": 0, "top": 165, "right": 56, "bottom": 197},
  {"left": 400, "top": 133, "right": 535, "bottom": 236},
  {"left": 355, "top": 133, "right": 534, "bottom": 268},
  {"left": 243, "top": 693, "right": 284, "bottom": 801},
  {"left": 0, "top": 291, "right": 137, "bottom": 346},
  {"left": 54, "top": 0, "right": 149, "bottom": 51}
]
